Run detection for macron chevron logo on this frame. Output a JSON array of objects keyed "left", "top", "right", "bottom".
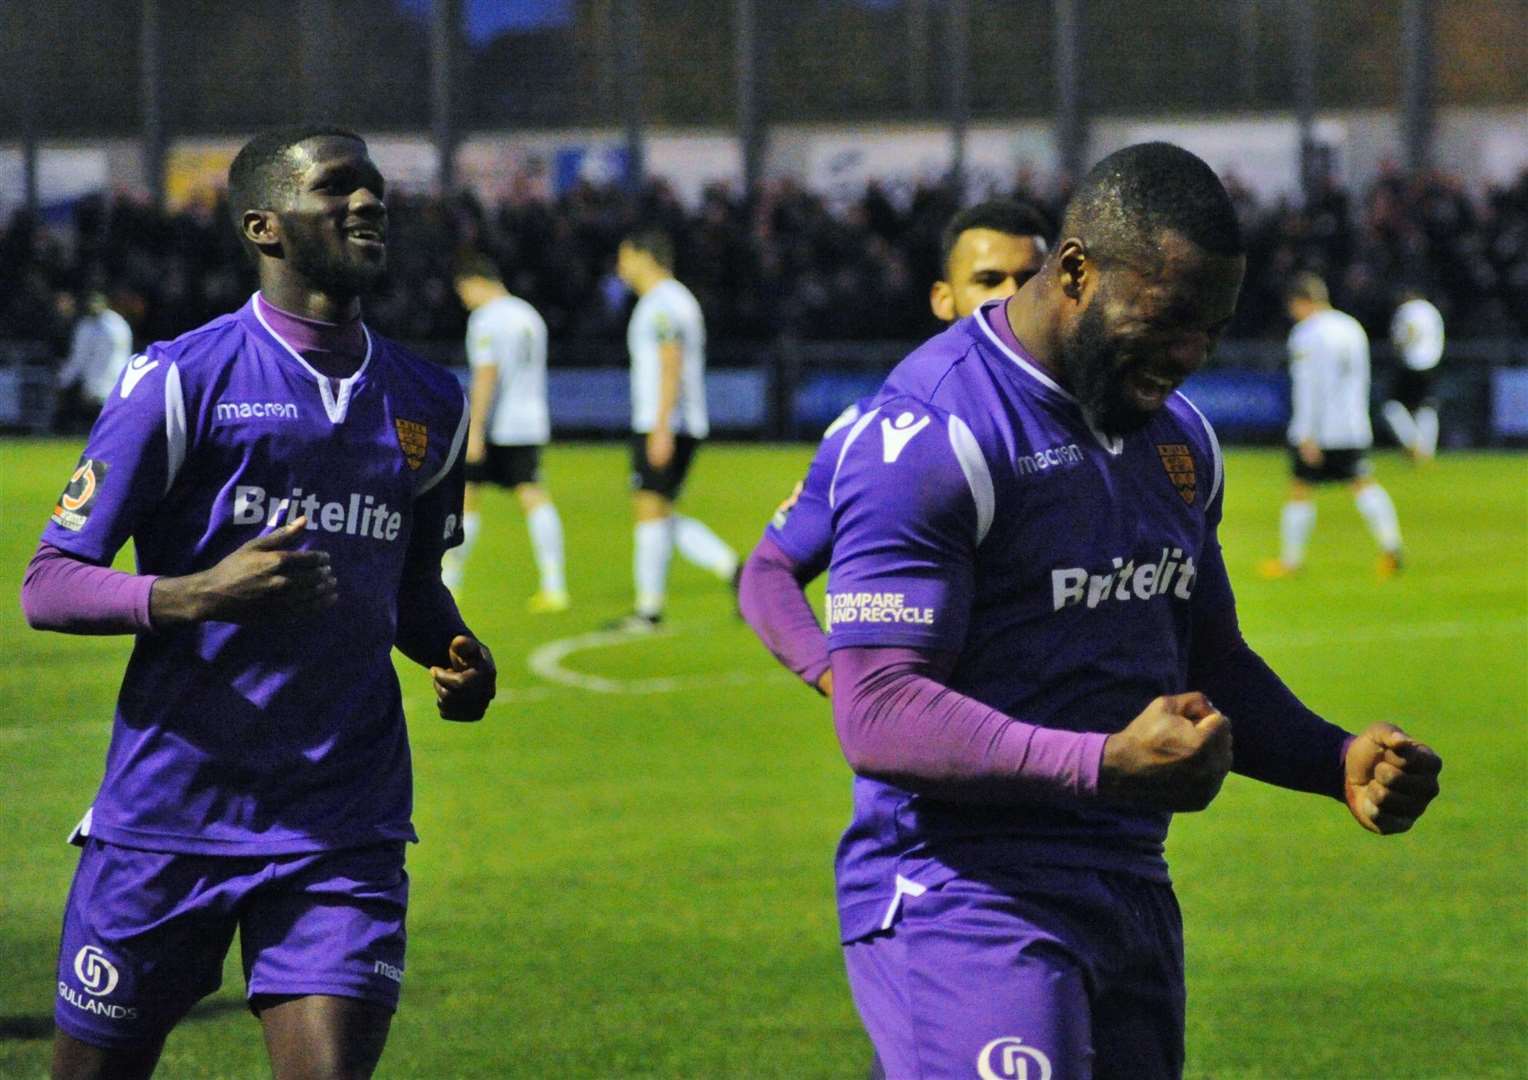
[
  {"left": 120, "top": 355, "right": 159, "bottom": 399},
  {"left": 881, "top": 411, "right": 931, "bottom": 463}
]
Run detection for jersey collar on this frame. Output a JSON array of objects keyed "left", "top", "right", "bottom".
[
  {"left": 250, "top": 292, "right": 372, "bottom": 425},
  {"left": 970, "top": 300, "right": 1123, "bottom": 455}
]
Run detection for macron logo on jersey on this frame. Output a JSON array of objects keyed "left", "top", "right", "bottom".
[
  {"left": 1051, "top": 547, "right": 1197, "bottom": 611},
  {"left": 881, "top": 411, "right": 931, "bottom": 463},
  {"left": 215, "top": 400, "right": 299, "bottom": 422},
  {"left": 120, "top": 355, "right": 159, "bottom": 398},
  {"left": 234, "top": 485, "right": 402, "bottom": 541},
  {"left": 1017, "top": 443, "right": 1084, "bottom": 476}
]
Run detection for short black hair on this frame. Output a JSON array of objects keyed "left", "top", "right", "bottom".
[
  {"left": 226, "top": 125, "right": 365, "bottom": 239},
  {"left": 453, "top": 253, "right": 502, "bottom": 284},
  {"left": 939, "top": 199, "right": 1051, "bottom": 277},
  {"left": 1286, "top": 271, "right": 1329, "bottom": 304},
  {"left": 623, "top": 229, "right": 675, "bottom": 271},
  {"left": 1060, "top": 142, "right": 1244, "bottom": 269}
]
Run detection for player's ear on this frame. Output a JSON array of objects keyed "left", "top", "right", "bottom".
[
  {"left": 1057, "top": 238, "right": 1089, "bottom": 302},
  {"left": 242, "top": 209, "right": 281, "bottom": 252},
  {"left": 929, "top": 280, "right": 955, "bottom": 322}
]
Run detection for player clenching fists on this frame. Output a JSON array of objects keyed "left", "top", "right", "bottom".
[{"left": 1343, "top": 723, "right": 1443, "bottom": 834}]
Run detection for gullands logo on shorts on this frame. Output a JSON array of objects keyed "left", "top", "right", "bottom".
[
  {"left": 1050, "top": 546, "right": 1198, "bottom": 611},
  {"left": 977, "top": 1036, "right": 1052, "bottom": 1080},
  {"left": 825, "top": 591, "right": 935, "bottom": 630},
  {"left": 233, "top": 485, "right": 403, "bottom": 540},
  {"left": 59, "top": 946, "right": 140, "bottom": 1021}
]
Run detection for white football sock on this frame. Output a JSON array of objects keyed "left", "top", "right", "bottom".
[
  {"left": 1280, "top": 500, "right": 1316, "bottom": 568},
  {"left": 634, "top": 518, "right": 673, "bottom": 618},
  {"left": 672, "top": 514, "right": 739, "bottom": 580},
  {"left": 526, "top": 503, "right": 566, "bottom": 595},
  {"left": 1415, "top": 406, "right": 1439, "bottom": 458},
  {"left": 1355, "top": 484, "right": 1402, "bottom": 553},
  {"left": 1382, "top": 400, "right": 1418, "bottom": 452},
  {"left": 442, "top": 510, "right": 480, "bottom": 590}
]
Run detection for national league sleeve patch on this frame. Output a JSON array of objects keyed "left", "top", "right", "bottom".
[{"left": 51, "top": 457, "right": 110, "bottom": 531}]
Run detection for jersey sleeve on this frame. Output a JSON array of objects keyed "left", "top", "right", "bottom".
[
  {"left": 764, "top": 403, "right": 863, "bottom": 576},
  {"left": 40, "top": 349, "right": 186, "bottom": 565},
  {"left": 409, "top": 392, "right": 470, "bottom": 565},
  {"left": 651, "top": 305, "right": 683, "bottom": 347},
  {"left": 465, "top": 313, "right": 501, "bottom": 370},
  {"left": 824, "top": 399, "right": 986, "bottom": 653}
]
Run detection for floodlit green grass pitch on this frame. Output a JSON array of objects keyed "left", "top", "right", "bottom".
[{"left": 0, "top": 437, "right": 1524, "bottom": 1079}]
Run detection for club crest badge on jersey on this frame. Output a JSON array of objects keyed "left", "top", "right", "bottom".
[
  {"left": 394, "top": 418, "right": 428, "bottom": 471},
  {"left": 51, "top": 457, "right": 110, "bottom": 531},
  {"left": 1155, "top": 443, "right": 1196, "bottom": 505}
]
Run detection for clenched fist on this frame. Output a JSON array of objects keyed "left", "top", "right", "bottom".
[{"left": 1099, "top": 692, "right": 1233, "bottom": 812}]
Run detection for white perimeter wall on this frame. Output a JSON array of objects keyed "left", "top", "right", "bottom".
[{"left": 3, "top": 106, "right": 1524, "bottom": 219}]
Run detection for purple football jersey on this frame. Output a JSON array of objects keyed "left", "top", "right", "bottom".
[
  {"left": 762, "top": 398, "right": 873, "bottom": 577},
  {"left": 825, "top": 300, "right": 1225, "bottom": 940},
  {"left": 41, "top": 295, "right": 468, "bottom": 856}
]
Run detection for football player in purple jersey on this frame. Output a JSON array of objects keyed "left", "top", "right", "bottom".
[
  {"left": 770, "top": 145, "right": 1441, "bottom": 1078},
  {"left": 23, "top": 127, "right": 495, "bottom": 1079},
  {"left": 738, "top": 199, "right": 1050, "bottom": 698}
]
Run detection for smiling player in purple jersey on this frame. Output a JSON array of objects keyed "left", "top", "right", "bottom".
[
  {"left": 811, "top": 145, "right": 1442, "bottom": 1079},
  {"left": 739, "top": 199, "right": 1050, "bottom": 698},
  {"left": 21, "top": 127, "right": 496, "bottom": 1079}
]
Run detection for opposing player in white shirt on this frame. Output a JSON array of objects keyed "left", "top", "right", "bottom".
[
  {"left": 612, "top": 230, "right": 737, "bottom": 629},
  {"left": 446, "top": 256, "right": 569, "bottom": 611},
  {"left": 1382, "top": 287, "right": 1445, "bottom": 463},
  {"left": 1260, "top": 273, "right": 1404, "bottom": 580},
  {"left": 57, "top": 292, "right": 133, "bottom": 427}
]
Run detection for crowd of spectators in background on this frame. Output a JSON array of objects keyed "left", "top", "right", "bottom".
[{"left": 3, "top": 161, "right": 1526, "bottom": 364}]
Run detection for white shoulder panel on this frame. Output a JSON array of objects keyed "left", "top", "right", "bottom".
[
  {"left": 827, "top": 406, "right": 882, "bottom": 510},
  {"left": 163, "top": 362, "right": 187, "bottom": 496},
  {"left": 946, "top": 414, "right": 994, "bottom": 544}
]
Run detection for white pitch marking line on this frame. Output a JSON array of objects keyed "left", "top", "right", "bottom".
[
  {"left": 527, "top": 626, "right": 782, "bottom": 696},
  {"left": 1249, "top": 616, "right": 1525, "bottom": 650}
]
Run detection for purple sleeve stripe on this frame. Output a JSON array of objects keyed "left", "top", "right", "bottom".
[{"left": 21, "top": 541, "right": 157, "bottom": 635}]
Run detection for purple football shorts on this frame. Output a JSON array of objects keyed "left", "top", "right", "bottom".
[
  {"left": 55, "top": 838, "right": 408, "bottom": 1050},
  {"left": 844, "top": 866, "right": 1185, "bottom": 1080}
]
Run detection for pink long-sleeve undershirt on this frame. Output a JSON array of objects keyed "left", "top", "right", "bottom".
[
  {"left": 21, "top": 542, "right": 157, "bottom": 634},
  {"left": 830, "top": 645, "right": 1109, "bottom": 804},
  {"left": 737, "top": 535, "right": 831, "bottom": 690}
]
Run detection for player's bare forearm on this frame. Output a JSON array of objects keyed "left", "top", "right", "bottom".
[
  {"left": 653, "top": 342, "right": 682, "bottom": 435},
  {"left": 467, "top": 366, "right": 497, "bottom": 462}
]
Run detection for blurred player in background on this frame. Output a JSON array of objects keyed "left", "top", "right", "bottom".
[
  {"left": 1260, "top": 273, "right": 1405, "bottom": 579},
  {"left": 611, "top": 229, "right": 737, "bottom": 630},
  {"left": 55, "top": 291, "right": 133, "bottom": 432},
  {"left": 740, "top": 198, "right": 1050, "bottom": 697},
  {"left": 445, "top": 255, "right": 569, "bottom": 612},
  {"left": 1382, "top": 285, "right": 1446, "bottom": 463},
  {"left": 21, "top": 126, "right": 495, "bottom": 1079},
  {"left": 814, "top": 144, "right": 1440, "bottom": 1078}
]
